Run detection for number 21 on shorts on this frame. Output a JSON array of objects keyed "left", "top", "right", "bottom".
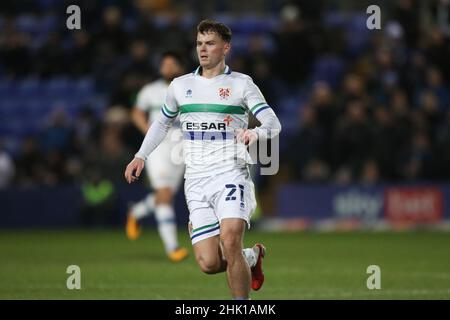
[{"left": 225, "top": 184, "right": 245, "bottom": 208}]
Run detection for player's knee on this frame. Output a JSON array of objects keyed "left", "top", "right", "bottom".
[
  {"left": 155, "top": 188, "right": 173, "bottom": 204},
  {"left": 220, "top": 235, "right": 242, "bottom": 259},
  {"left": 196, "top": 255, "right": 220, "bottom": 274}
]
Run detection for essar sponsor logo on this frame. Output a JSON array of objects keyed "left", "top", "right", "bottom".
[{"left": 185, "top": 122, "right": 226, "bottom": 130}]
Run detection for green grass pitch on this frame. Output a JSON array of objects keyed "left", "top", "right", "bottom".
[{"left": 1, "top": 229, "right": 449, "bottom": 299}]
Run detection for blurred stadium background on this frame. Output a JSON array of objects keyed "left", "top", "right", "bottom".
[{"left": 1, "top": 0, "right": 450, "bottom": 299}]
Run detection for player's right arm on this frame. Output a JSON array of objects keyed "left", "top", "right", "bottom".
[{"left": 125, "top": 82, "right": 179, "bottom": 184}]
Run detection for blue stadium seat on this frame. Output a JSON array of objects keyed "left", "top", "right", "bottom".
[
  {"left": 180, "top": 14, "right": 196, "bottom": 29},
  {"left": 279, "top": 114, "right": 299, "bottom": 134},
  {"left": 232, "top": 15, "right": 278, "bottom": 34},
  {"left": 0, "top": 79, "right": 18, "bottom": 97},
  {"left": 310, "top": 56, "right": 345, "bottom": 88},
  {"left": 152, "top": 15, "right": 171, "bottom": 29},
  {"left": 15, "top": 14, "right": 38, "bottom": 34},
  {"left": 323, "top": 11, "right": 346, "bottom": 28},
  {"left": 44, "top": 77, "right": 72, "bottom": 97},
  {"left": 36, "top": 0, "right": 59, "bottom": 10},
  {"left": 123, "top": 17, "right": 138, "bottom": 32},
  {"left": 17, "top": 77, "right": 41, "bottom": 98},
  {"left": 23, "top": 99, "right": 46, "bottom": 117},
  {"left": 15, "top": 12, "right": 58, "bottom": 37},
  {"left": 38, "top": 13, "right": 57, "bottom": 34},
  {"left": 0, "top": 99, "right": 20, "bottom": 117},
  {"left": 74, "top": 77, "right": 95, "bottom": 96},
  {"left": 345, "top": 14, "right": 370, "bottom": 57},
  {"left": 229, "top": 35, "right": 250, "bottom": 55}
]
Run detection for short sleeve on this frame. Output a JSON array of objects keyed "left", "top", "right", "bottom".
[
  {"left": 160, "top": 81, "right": 179, "bottom": 119},
  {"left": 243, "top": 77, "right": 271, "bottom": 117},
  {"left": 135, "top": 86, "right": 150, "bottom": 111}
]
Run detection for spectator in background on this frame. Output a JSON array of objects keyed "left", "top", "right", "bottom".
[
  {"left": 244, "top": 36, "right": 274, "bottom": 102},
  {"left": 337, "top": 74, "right": 369, "bottom": 112},
  {"left": 14, "top": 137, "right": 41, "bottom": 186},
  {"left": 309, "top": 82, "right": 337, "bottom": 161},
  {"left": 424, "top": 27, "right": 450, "bottom": 84},
  {"left": 417, "top": 90, "right": 441, "bottom": 138},
  {"left": 92, "top": 6, "right": 128, "bottom": 89},
  {"left": 371, "top": 106, "right": 397, "bottom": 180},
  {"left": 109, "top": 40, "right": 155, "bottom": 108},
  {"left": 39, "top": 107, "right": 74, "bottom": 154},
  {"left": 84, "top": 107, "right": 132, "bottom": 185},
  {"left": 359, "top": 159, "right": 380, "bottom": 186},
  {"left": 302, "top": 158, "right": 330, "bottom": 183},
  {"left": 394, "top": 0, "right": 420, "bottom": 47},
  {"left": 273, "top": 3, "right": 315, "bottom": 85},
  {"left": 333, "top": 166, "right": 353, "bottom": 185},
  {"left": 68, "top": 30, "right": 94, "bottom": 77},
  {"left": 423, "top": 67, "right": 449, "bottom": 109},
  {"left": 94, "top": 6, "right": 127, "bottom": 56},
  {"left": 122, "top": 40, "right": 155, "bottom": 85},
  {"left": 399, "top": 131, "right": 434, "bottom": 181},
  {"left": 34, "top": 32, "right": 66, "bottom": 77},
  {"left": 0, "top": 19, "right": 31, "bottom": 77},
  {"left": 401, "top": 50, "right": 427, "bottom": 96},
  {"left": 72, "top": 107, "right": 101, "bottom": 154},
  {"left": 332, "top": 99, "right": 372, "bottom": 173},
  {"left": 390, "top": 88, "right": 413, "bottom": 154},
  {"left": 286, "top": 105, "right": 326, "bottom": 181},
  {"left": 80, "top": 168, "right": 116, "bottom": 227},
  {"left": 157, "top": 14, "right": 192, "bottom": 53}
]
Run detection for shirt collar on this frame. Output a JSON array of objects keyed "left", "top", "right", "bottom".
[{"left": 193, "top": 65, "right": 232, "bottom": 76}]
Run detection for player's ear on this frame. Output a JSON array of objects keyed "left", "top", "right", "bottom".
[{"left": 223, "top": 42, "right": 231, "bottom": 55}]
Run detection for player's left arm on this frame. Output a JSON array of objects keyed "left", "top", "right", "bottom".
[{"left": 237, "top": 77, "right": 281, "bottom": 145}]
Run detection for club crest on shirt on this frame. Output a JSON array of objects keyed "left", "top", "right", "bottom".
[
  {"left": 219, "top": 87, "right": 231, "bottom": 100},
  {"left": 185, "top": 89, "right": 192, "bottom": 98}
]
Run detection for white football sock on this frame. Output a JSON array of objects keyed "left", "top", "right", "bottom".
[
  {"left": 243, "top": 247, "right": 258, "bottom": 268},
  {"left": 131, "top": 194, "right": 155, "bottom": 219},
  {"left": 155, "top": 204, "right": 178, "bottom": 253}
]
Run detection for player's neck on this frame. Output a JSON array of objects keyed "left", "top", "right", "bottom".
[{"left": 201, "top": 61, "right": 226, "bottom": 79}]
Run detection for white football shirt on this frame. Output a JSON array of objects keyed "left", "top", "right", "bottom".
[
  {"left": 161, "top": 65, "right": 271, "bottom": 178},
  {"left": 136, "top": 79, "right": 168, "bottom": 122}
]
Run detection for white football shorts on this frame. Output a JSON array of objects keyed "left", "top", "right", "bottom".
[{"left": 185, "top": 168, "right": 257, "bottom": 245}]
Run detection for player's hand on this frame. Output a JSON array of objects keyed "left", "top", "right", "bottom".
[
  {"left": 124, "top": 157, "right": 145, "bottom": 184},
  {"left": 235, "top": 128, "right": 258, "bottom": 146}
]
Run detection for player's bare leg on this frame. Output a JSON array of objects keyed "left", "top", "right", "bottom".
[
  {"left": 155, "top": 187, "right": 172, "bottom": 204},
  {"left": 155, "top": 187, "right": 188, "bottom": 262},
  {"left": 192, "top": 234, "right": 227, "bottom": 274},
  {"left": 220, "top": 218, "right": 251, "bottom": 299},
  {"left": 189, "top": 221, "right": 259, "bottom": 290}
]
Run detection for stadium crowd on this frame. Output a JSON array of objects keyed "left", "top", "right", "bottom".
[{"left": 0, "top": 0, "right": 449, "bottom": 191}]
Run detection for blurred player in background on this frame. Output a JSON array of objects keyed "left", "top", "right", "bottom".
[
  {"left": 126, "top": 51, "right": 188, "bottom": 263},
  {"left": 125, "top": 20, "right": 281, "bottom": 299}
]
